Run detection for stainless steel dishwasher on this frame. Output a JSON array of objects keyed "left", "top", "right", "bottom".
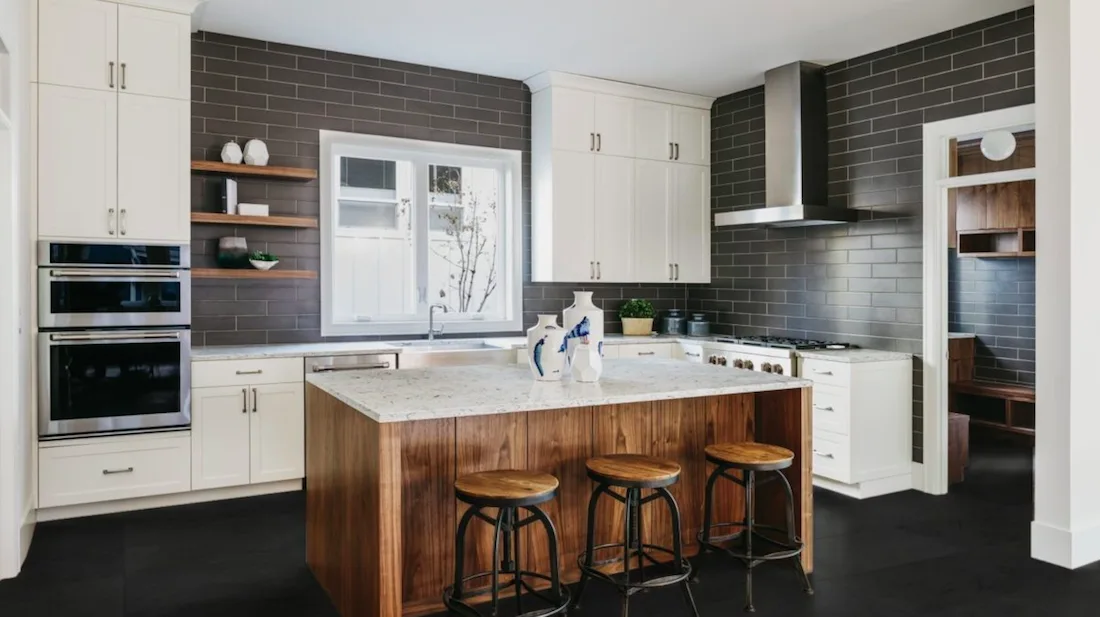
[{"left": 305, "top": 353, "right": 398, "bottom": 375}]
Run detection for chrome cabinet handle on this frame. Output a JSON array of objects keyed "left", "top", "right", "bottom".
[
  {"left": 685, "top": 352, "right": 700, "bottom": 358},
  {"left": 590, "top": 261, "right": 595, "bottom": 280},
  {"left": 119, "top": 208, "right": 127, "bottom": 236},
  {"left": 814, "top": 405, "right": 835, "bottom": 412},
  {"left": 596, "top": 261, "right": 601, "bottom": 280},
  {"left": 102, "top": 467, "right": 134, "bottom": 475},
  {"left": 813, "top": 370, "right": 834, "bottom": 376},
  {"left": 108, "top": 61, "right": 115, "bottom": 88},
  {"left": 242, "top": 388, "right": 248, "bottom": 413},
  {"left": 590, "top": 133, "right": 595, "bottom": 151},
  {"left": 311, "top": 362, "right": 391, "bottom": 372},
  {"left": 813, "top": 450, "right": 835, "bottom": 459},
  {"left": 235, "top": 369, "right": 263, "bottom": 375},
  {"left": 669, "top": 142, "right": 674, "bottom": 160},
  {"left": 669, "top": 264, "right": 673, "bottom": 281},
  {"left": 252, "top": 387, "right": 258, "bottom": 413},
  {"left": 120, "top": 63, "right": 127, "bottom": 90},
  {"left": 638, "top": 351, "right": 656, "bottom": 356},
  {"left": 675, "top": 143, "right": 680, "bottom": 160},
  {"left": 596, "top": 133, "right": 601, "bottom": 152},
  {"left": 108, "top": 208, "right": 116, "bottom": 235},
  {"left": 674, "top": 263, "right": 680, "bottom": 280}
]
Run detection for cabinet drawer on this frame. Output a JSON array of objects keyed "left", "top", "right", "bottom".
[
  {"left": 192, "top": 357, "right": 303, "bottom": 388},
  {"left": 811, "top": 429, "right": 851, "bottom": 484},
  {"left": 618, "top": 343, "right": 671, "bottom": 359},
  {"left": 801, "top": 358, "right": 851, "bottom": 388},
  {"left": 812, "top": 385, "right": 851, "bottom": 436},
  {"left": 39, "top": 434, "right": 191, "bottom": 508}
]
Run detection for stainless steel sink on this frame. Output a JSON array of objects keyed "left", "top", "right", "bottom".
[{"left": 397, "top": 339, "right": 516, "bottom": 368}]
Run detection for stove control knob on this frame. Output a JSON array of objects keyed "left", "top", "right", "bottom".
[
  {"left": 732, "top": 358, "right": 743, "bottom": 369},
  {"left": 719, "top": 357, "right": 728, "bottom": 366},
  {"left": 762, "top": 362, "right": 773, "bottom": 373},
  {"left": 774, "top": 365, "right": 784, "bottom": 375},
  {"left": 744, "top": 360, "right": 754, "bottom": 370}
]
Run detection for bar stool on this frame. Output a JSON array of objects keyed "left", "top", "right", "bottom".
[
  {"left": 444, "top": 469, "right": 570, "bottom": 617},
  {"left": 697, "top": 442, "right": 813, "bottom": 612},
  {"left": 573, "top": 454, "right": 699, "bottom": 617}
]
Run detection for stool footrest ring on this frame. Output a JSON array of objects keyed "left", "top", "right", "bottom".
[
  {"left": 443, "top": 570, "right": 570, "bottom": 617},
  {"left": 577, "top": 542, "right": 693, "bottom": 592}
]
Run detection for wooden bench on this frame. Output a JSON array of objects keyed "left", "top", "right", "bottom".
[{"left": 950, "top": 380, "right": 1036, "bottom": 436}]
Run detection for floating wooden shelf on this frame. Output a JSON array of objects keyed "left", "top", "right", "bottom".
[
  {"left": 190, "top": 160, "right": 318, "bottom": 181},
  {"left": 192, "top": 268, "right": 317, "bottom": 280},
  {"left": 191, "top": 212, "right": 318, "bottom": 228},
  {"left": 957, "top": 229, "right": 1035, "bottom": 258}
]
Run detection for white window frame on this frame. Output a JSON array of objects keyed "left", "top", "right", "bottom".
[{"left": 319, "top": 131, "right": 524, "bottom": 337}]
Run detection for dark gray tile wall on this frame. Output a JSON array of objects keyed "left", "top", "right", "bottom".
[
  {"left": 948, "top": 250, "right": 1035, "bottom": 385},
  {"left": 190, "top": 31, "right": 686, "bottom": 346},
  {"left": 691, "top": 7, "right": 1034, "bottom": 462}
]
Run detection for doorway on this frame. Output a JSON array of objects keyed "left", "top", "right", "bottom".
[{"left": 921, "top": 104, "right": 1036, "bottom": 496}]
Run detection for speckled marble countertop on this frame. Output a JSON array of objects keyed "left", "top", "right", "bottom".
[
  {"left": 305, "top": 359, "right": 811, "bottom": 423},
  {"left": 795, "top": 349, "right": 913, "bottom": 363}
]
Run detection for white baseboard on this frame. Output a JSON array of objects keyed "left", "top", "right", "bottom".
[
  {"left": 910, "top": 462, "right": 926, "bottom": 493},
  {"left": 18, "top": 501, "right": 34, "bottom": 567},
  {"left": 813, "top": 473, "right": 912, "bottom": 499},
  {"left": 1031, "top": 520, "right": 1100, "bottom": 569},
  {"left": 36, "top": 480, "right": 302, "bottom": 522}
]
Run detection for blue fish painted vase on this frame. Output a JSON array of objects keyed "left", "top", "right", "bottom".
[
  {"left": 562, "top": 291, "right": 604, "bottom": 368},
  {"left": 527, "top": 314, "right": 567, "bottom": 381}
]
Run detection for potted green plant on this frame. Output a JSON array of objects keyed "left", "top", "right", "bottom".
[
  {"left": 249, "top": 250, "right": 280, "bottom": 271},
  {"left": 619, "top": 298, "right": 656, "bottom": 336}
]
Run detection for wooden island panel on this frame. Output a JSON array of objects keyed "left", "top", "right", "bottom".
[{"left": 305, "top": 386, "right": 812, "bottom": 617}]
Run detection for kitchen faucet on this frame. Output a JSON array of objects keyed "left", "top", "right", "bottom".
[{"left": 428, "top": 304, "right": 449, "bottom": 340}]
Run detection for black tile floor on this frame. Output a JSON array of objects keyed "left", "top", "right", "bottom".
[{"left": 2, "top": 441, "right": 1098, "bottom": 617}]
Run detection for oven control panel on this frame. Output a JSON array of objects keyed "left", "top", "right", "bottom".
[{"left": 703, "top": 346, "right": 793, "bottom": 376}]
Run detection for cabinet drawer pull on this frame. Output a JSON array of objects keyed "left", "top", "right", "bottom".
[
  {"left": 242, "top": 388, "right": 248, "bottom": 413},
  {"left": 252, "top": 387, "right": 258, "bottom": 413},
  {"left": 590, "top": 133, "right": 595, "bottom": 151},
  {"left": 235, "top": 369, "right": 263, "bottom": 375},
  {"left": 813, "top": 370, "right": 834, "bottom": 376},
  {"left": 669, "top": 142, "right": 674, "bottom": 160},
  {"left": 675, "top": 143, "right": 680, "bottom": 160},
  {"left": 674, "top": 263, "right": 680, "bottom": 281},
  {"left": 311, "top": 362, "right": 391, "bottom": 372},
  {"left": 813, "top": 450, "right": 835, "bottom": 459},
  {"left": 596, "top": 261, "right": 601, "bottom": 280},
  {"left": 669, "top": 264, "right": 673, "bottom": 281},
  {"left": 108, "top": 61, "right": 115, "bottom": 88},
  {"left": 685, "top": 352, "right": 700, "bottom": 358},
  {"left": 120, "top": 62, "right": 127, "bottom": 90},
  {"left": 102, "top": 467, "right": 134, "bottom": 475},
  {"left": 638, "top": 351, "right": 656, "bottom": 356},
  {"left": 119, "top": 208, "right": 127, "bottom": 236},
  {"left": 107, "top": 208, "right": 116, "bottom": 235},
  {"left": 590, "top": 261, "right": 595, "bottom": 280},
  {"left": 813, "top": 405, "right": 835, "bottom": 412}
]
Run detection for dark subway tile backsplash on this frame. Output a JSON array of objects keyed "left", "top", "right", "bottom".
[{"left": 190, "top": 31, "right": 686, "bottom": 346}]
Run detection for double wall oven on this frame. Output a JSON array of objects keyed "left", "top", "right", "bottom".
[{"left": 38, "top": 242, "right": 192, "bottom": 439}]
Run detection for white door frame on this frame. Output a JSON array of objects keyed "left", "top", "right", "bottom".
[
  {"left": 921, "top": 104, "right": 1036, "bottom": 495},
  {"left": 0, "top": 104, "right": 17, "bottom": 578}
]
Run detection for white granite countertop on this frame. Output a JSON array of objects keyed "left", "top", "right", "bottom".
[
  {"left": 305, "top": 359, "right": 811, "bottom": 423},
  {"left": 796, "top": 349, "right": 913, "bottom": 363}
]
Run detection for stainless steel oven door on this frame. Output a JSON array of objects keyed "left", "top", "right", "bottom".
[
  {"left": 39, "top": 329, "right": 192, "bottom": 439},
  {"left": 39, "top": 268, "right": 191, "bottom": 329}
]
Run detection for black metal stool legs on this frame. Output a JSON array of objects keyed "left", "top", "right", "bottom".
[
  {"left": 655, "top": 487, "right": 700, "bottom": 617},
  {"left": 444, "top": 504, "right": 570, "bottom": 617},
  {"left": 777, "top": 468, "right": 814, "bottom": 595}
]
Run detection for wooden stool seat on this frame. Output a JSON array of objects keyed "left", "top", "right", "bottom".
[
  {"left": 705, "top": 442, "right": 794, "bottom": 471},
  {"left": 454, "top": 469, "right": 559, "bottom": 507},
  {"left": 585, "top": 454, "right": 681, "bottom": 489}
]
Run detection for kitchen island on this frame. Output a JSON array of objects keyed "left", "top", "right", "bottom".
[{"left": 304, "top": 360, "right": 813, "bottom": 617}]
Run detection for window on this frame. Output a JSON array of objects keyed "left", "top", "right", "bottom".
[{"left": 320, "top": 131, "right": 523, "bottom": 336}]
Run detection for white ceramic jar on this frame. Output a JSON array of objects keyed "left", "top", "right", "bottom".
[{"left": 526, "top": 315, "right": 567, "bottom": 381}]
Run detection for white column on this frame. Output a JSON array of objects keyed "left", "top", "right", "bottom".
[{"left": 1032, "top": 0, "right": 1100, "bottom": 569}]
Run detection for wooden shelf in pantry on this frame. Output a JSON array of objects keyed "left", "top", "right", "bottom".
[
  {"left": 190, "top": 161, "right": 318, "bottom": 181},
  {"left": 192, "top": 268, "right": 317, "bottom": 280},
  {"left": 190, "top": 212, "right": 318, "bottom": 228}
]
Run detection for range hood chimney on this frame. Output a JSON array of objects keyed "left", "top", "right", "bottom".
[{"left": 715, "top": 62, "right": 857, "bottom": 227}]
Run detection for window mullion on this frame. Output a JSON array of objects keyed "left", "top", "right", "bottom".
[{"left": 413, "top": 159, "right": 431, "bottom": 317}]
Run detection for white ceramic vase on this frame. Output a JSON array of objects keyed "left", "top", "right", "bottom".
[
  {"left": 220, "top": 141, "right": 243, "bottom": 164},
  {"left": 562, "top": 291, "right": 604, "bottom": 363},
  {"left": 243, "top": 139, "right": 270, "bottom": 166},
  {"left": 527, "top": 315, "right": 567, "bottom": 381},
  {"left": 572, "top": 343, "right": 603, "bottom": 383}
]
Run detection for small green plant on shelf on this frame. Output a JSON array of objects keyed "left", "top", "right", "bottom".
[{"left": 249, "top": 251, "right": 280, "bottom": 271}]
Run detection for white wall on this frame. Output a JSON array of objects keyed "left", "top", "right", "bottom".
[
  {"left": 0, "top": 0, "right": 35, "bottom": 580},
  {"left": 1032, "top": 0, "right": 1100, "bottom": 569}
]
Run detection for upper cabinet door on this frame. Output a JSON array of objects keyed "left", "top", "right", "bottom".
[
  {"left": 673, "top": 106, "right": 710, "bottom": 166},
  {"left": 593, "top": 155, "right": 634, "bottom": 283},
  {"left": 118, "top": 94, "right": 189, "bottom": 242},
  {"left": 38, "top": 85, "right": 118, "bottom": 240},
  {"left": 118, "top": 5, "right": 191, "bottom": 99},
  {"left": 634, "top": 159, "right": 672, "bottom": 283},
  {"left": 672, "top": 164, "right": 710, "bottom": 283},
  {"left": 250, "top": 383, "right": 306, "bottom": 485},
  {"left": 550, "top": 88, "right": 595, "bottom": 153},
  {"left": 593, "top": 94, "right": 635, "bottom": 157},
  {"left": 545, "top": 150, "right": 597, "bottom": 282},
  {"left": 38, "top": 0, "right": 118, "bottom": 92},
  {"left": 634, "top": 100, "right": 673, "bottom": 162}
]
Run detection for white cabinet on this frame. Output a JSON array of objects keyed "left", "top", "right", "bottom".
[
  {"left": 799, "top": 355, "right": 913, "bottom": 499},
  {"left": 191, "top": 386, "right": 252, "bottom": 490},
  {"left": 117, "top": 4, "right": 191, "bottom": 99},
  {"left": 528, "top": 71, "right": 713, "bottom": 284},
  {"left": 117, "top": 93, "right": 190, "bottom": 241},
  {"left": 38, "top": 0, "right": 119, "bottom": 92},
  {"left": 37, "top": 84, "right": 118, "bottom": 239},
  {"left": 192, "top": 359, "right": 306, "bottom": 490}
]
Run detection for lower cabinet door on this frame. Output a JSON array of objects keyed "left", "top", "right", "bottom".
[
  {"left": 191, "top": 386, "right": 252, "bottom": 490},
  {"left": 250, "top": 382, "right": 305, "bottom": 484}
]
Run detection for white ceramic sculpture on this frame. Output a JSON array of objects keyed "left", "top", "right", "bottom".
[
  {"left": 243, "top": 139, "right": 270, "bottom": 166},
  {"left": 572, "top": 343, "right": 603, "bottom": 383},
  {"left": 527, "top": 315, "right": 567, "bottom": 382},
  {"left": 220, "top": 141, "right": 243, "bottom": 164},
  {"left": 562, "top": 291, "right": 604, "bottom": 365}
]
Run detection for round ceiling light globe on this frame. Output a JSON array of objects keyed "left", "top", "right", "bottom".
[{"left": 980, "top": 130, "right": 1017, "bottom": 162}]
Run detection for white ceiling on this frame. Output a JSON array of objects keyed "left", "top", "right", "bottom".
[{"left": 194, "top": 0, "right": 1033, "bottom": 97}]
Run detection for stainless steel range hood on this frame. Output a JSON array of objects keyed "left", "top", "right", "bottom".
[{"left": 715, "top": 62, "right": 857, "bottom": 227}]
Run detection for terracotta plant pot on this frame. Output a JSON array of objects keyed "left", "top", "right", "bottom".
[{"left": 621, "top": 317, "right": 654, "bottom": 336}]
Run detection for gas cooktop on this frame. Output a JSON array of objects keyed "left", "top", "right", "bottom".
[{"left": 715, "top": 336, "right": 853, "bottom": 350}]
